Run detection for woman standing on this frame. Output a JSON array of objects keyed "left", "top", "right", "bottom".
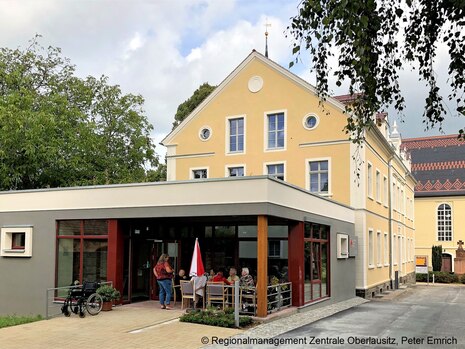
[{"left": 153, "top": 254, "right": 174, "bottom": 309}]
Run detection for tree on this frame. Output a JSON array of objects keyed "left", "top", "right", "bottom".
[
  {"left": 432, "top": 245, "right": 443, "bottom": 272},
  {"left": 172, "top": 83, "right": 216, "bottom": 130},
  {"left": 0, "top": 37, "right": 158, "bottom": 190},
  {"left": 288, "top": 0, "right": 465, "bottom": 143}
]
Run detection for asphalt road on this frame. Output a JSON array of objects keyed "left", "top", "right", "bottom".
[{"left": 278, "top": 285, "right": 465, "bottom": 349}]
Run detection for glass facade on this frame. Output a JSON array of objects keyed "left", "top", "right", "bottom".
[
  {"left": 304, "top": 222, "right": 329, "bottom": 303},
  {"left": 56, "top": 220, "right": 109, "bottom": 292}
]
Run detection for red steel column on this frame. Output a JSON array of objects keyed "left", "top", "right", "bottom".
[
  {"left": 107, "top": 219, "right": 124, "bottom": 304},
  {"left": 288, "top": 221, "right": 305, "bottom": 307}
]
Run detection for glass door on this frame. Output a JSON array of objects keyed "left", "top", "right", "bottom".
[{"left": 150, "top": 241, "right": 179, "bottom": 301}]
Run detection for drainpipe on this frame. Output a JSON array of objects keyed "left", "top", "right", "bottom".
[{"left": 388, "top": 156, "right": 394, "bottom": 290}]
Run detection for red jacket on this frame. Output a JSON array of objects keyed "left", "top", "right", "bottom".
[{"left": 212, "top": 274, "right": 230, "bottom": 285}]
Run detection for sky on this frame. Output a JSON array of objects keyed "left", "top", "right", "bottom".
[{"left": 0, "top": 0, "right": 462, "bottom": 160}]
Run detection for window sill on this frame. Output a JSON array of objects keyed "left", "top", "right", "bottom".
[
  {"left": 310, "top": 192, "right": 333, "bottom": 198},
  {"left": 2, "top": 249, "right": 25, "bottom": 253},
  {"left": 368, "top": 265, "right": 375, "bottom": 269},
  {"left": 368, "top": 196, "right": 374, "bottom": 201},
  {"left": 226, "top": 151, "right": 244, "bottom": 156},
  {"left": 384, "top": 263, "right": 390, "bottom": 267},
  {"left": 376, "top": 200, "right": 382, "bottom": 204},
  {"left": 377, "top": 264, "right": 383, "bottom": 268},
  {"left": 264, "top": 147, "right": 285, "bottom": 152}
]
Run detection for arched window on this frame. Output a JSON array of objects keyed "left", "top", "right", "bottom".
[{"left": 437, "top": 204, "right": 452, "bottom": 241}]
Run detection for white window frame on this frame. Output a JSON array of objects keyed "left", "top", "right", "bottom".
[
  {"left": 368, "top": 229, "right": 374, "bottom": 268},
  {"left": 367, "top": 162, "right": 373, "bottom": 199},
  {"left": 375, "top": 169, "right": 381, "bottom": 203},
  {"left": 225, "top": 164, "right": 246, "bottom": 177},
  {"left": 264, "top": 161, "right": 286, "bottom": 181},
  {"left": 377, "top": 231, "right": 382, "bottom": 267},
  {"left": 1, "top": 226, "right": 33, "bottom": 257},
  {"left": 264, "top": 109, "right": 287, "bottom": 152},
  {"left": 306, "top": 157, "right": 332, "bottom": 197},
  {"left": 225, "top": 114, "right": 246, "bottom": 155},
  {"left": 437, "top": 203, "right": 452, "bottom": 242},
  {"left": 190, "top": 167, "right": 209, "bottom": 179},
  {"left": 384, "top": 232, "right": 389, "bottom": 266},
  {"left": 302, "top": 113, "right": 320, "bottom": 130},
  {"left": 393, "top": 234, "right": 397, "bottom": 265},
  {"left": 383, "top": 176, "right": 388, "bottom": 207}
]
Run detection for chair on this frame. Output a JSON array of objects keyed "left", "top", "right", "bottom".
[
  {"left": 179, "top": 280, "right": 194, "bottom": 310},
  {"left": 206, "top": 281, "right": 228, "bottom": 309},
  {"left": 240, "top": 286, "right": 257, "bottom": 316},
  {"left": 172, "top": 283, "right": 180, "bottom": 306}
]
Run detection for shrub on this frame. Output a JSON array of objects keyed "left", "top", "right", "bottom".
[
  {"left": 416, "top": 271, "right": 459, "bottom": 283},
  {"left": 96, "top": 285, "right": 120, "bottom": 302},
  {"left": 179, "top": 308, "right": 252, "bottom": 328},
  {"left": 432, "top": 245, "right": 443, "bottom": 271}
]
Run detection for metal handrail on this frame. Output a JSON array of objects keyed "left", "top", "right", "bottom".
[{"left": 45, "top": 281, "right": 113, "bottom": 319}]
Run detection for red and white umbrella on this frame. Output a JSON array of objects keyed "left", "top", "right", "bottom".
[{"left": 189, "top": 238, "right": 205, "bottom": 277}]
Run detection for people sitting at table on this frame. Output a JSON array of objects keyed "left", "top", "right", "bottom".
[
  {"left": 227, "top": 267, "right": 240, "bottom": 284},
  {"left": 208, "top": 269, "right": 215, "bottom": 280},
  {"left": 239, "top": 267, "right": 255, "bottom": 288},
  {"left": 212, "top": 270, "right": 230, "bottom": 285}
]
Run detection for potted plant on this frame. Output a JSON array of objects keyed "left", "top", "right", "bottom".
[{"left": 97, "top": 285, "right": 121, "bottom": 311}]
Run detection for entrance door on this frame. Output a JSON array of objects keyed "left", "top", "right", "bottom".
[
  {"left": 150, "top": 240, "right": 180, "bottom": 300},
  {"left": 441, "top": 254, "right": 452, "bottom": 272}
]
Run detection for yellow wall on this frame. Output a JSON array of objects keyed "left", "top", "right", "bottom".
[
  {"left": 169, "top": 57, "right": 352, "bottom": 205},
  {"left": 415, "top": 196, "right": 465, "bottom": 269},
  {"left": 165, "top": 53, "right": 416, "bottom": 291}
]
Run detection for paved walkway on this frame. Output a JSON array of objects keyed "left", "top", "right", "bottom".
[
  {"left": 1, "top": 302, "right": 241, "bottom": 349},
  {"left": 1, "top": 295, "right": 383, "bottom": 349}
]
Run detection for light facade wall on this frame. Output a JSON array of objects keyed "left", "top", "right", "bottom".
[
  {"left": 163, "top": 52, "right": 415, "bottom": 297},
  {"left": 166, "top": 56, "right": 352, "bottom": 206},
  {"left": 415, "top": 196, "right": 465, "bottom": 270}
]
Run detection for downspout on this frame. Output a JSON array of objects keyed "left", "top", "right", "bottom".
[{"left": 388, "top": 156, "right": 394, "bottom": 289}]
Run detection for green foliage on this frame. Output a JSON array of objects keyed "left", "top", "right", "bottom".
[
  {"left": 0, "top": 315, "right": 42, "bottom": 328},
  {"left": 432, "top": 245, "right": 443, "bottom": 272},
  {"left": 0, "top": 36, "right": 159, "bottom": 190},
  {"left": 96, "top": 285, "right": 121, "bottom": 302},
  {"left": 416, "top": 272, "right": 459, "bottom": 284},
  {"left": 288, "top": 0, "right": 465, "bottom": 143},
  {"left": 172, "top": 83, "right": 216, "bottom": 130},
  {"left": 179, "top": 308, "right": 252, "bottom": 328}
]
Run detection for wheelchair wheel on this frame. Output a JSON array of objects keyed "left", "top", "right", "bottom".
[
  {"left": 86, "top": 293, "right": 103, "bottom": 315},
  {"left": 61, "top": 299, "right": 71, "bottom": 317}
]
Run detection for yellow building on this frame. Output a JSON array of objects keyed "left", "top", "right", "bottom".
[
  {"left": 403, "top": 135, "right": 465, "bottom": 272},
  {"left": 162, "top": 50, "right": 416, "bottom": 298}
]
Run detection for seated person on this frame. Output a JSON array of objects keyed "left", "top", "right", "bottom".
[
  {"left": 191, "top": 273, "right": 208, "bottom": 307},
  {"left": 208, "top": 269, "right": 215, "bottom": 281},
  {"left": 211, "top": 270, "right": 230, "bottom": 285},
  {"left": 227, "top": 267, "right": 240, "bottom": 284},
  {"left": 240, "top": 267, "right": 255, "bottom": 288},
  {"left": 174, "top": 269, "right": 190, "bottom": 298},
  {"left": 174, "top": 269, "right": 190, "bottom": 285}
]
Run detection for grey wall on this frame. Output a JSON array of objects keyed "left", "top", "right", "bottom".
[{"left": 0, "top": 203, "right": 355, "bottom": 316}]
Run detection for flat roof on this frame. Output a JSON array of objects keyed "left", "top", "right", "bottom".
[{"left": 0, "top": 176, "right": 354, "bottom": 224}]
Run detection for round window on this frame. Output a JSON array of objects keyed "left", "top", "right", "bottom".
[
  {"left": 303, "top": 114, "right": 319, "bottom": 130},
  {"left": 199, "top": 127, "right": 212, "bottom": 141}
]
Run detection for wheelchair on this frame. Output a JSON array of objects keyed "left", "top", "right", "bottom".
[{"left": 61, "top": 281, "right": 103, "bottom": 318}]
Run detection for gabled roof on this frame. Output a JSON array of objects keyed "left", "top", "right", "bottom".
[
  {"left": 161, "top": 50, "right": 347, "bottom": 145},
  {"left": 402, "top": 135, "right": 465, "bottom": 197}
]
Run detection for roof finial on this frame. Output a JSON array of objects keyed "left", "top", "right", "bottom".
[{"left": 264, "top": 18, "right": 271, "bottom": 58}]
